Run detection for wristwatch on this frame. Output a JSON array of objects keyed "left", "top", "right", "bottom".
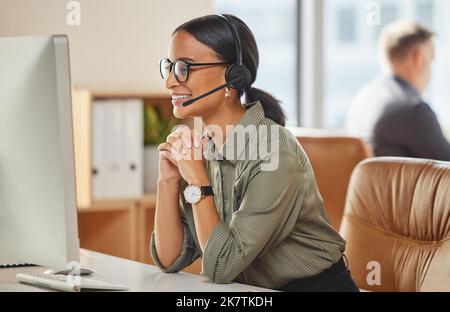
[{"left": 183, "top": 185, "right": 215, "bottom": 204}]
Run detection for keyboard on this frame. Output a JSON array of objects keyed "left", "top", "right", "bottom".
[{"left": 16, "top": 272, "right": 129, "bottom": 292}]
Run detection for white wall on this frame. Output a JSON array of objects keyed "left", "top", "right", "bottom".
[{"left": 0, "top": 0, "right": 212, "bottom": 93}]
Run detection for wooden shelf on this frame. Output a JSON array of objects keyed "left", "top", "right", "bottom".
[
  {"left": 78, "top": 194, "right": 156, "bottom": 213},
  {"left": 78, "top": 201, "right": 136, "bottom": 213},
  {"left": 72, "top": 88, "right": 172, "bottom": 209},
  {"left": 77, "top": 193, "right": 202, "bottom": 275},
  {"left": 77, "top": 194, "right": 155, "bottom": 260}
]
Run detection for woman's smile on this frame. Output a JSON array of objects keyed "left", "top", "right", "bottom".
[{"left": 171, "top": 93, "right": 192, "bottom": 107}]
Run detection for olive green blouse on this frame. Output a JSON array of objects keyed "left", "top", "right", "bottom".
[{"left": 151, "top": 101, "right": 346, "bottom": 289}]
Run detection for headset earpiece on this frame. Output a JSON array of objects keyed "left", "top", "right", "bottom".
[{"left": 225, "top": 64, "right": 252, "bottom": 90}]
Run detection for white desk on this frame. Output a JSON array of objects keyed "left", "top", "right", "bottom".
[{"left": 0, "top": 249, "right": 272, "bottom": 292}]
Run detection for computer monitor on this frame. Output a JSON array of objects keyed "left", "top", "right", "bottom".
[{"left": 0, "top": 35, "right": 80, "bottom": 270}]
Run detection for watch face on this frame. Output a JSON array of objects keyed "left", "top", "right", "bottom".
[{"left": 184, "top": 185, "right": 202, "bottom": 204}]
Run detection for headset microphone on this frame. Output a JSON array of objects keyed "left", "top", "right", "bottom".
[{"left": 182, "top": 77, "right": 243, "bottom": 107}]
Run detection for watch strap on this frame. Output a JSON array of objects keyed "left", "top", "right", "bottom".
[{"left": 200, "top": 186, "right": 215, "bottom": 196}]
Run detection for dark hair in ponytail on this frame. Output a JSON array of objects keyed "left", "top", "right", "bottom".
[
  {"left": 245, "top": 87, "right": 285, "bottom": 127},
  {"left": 174, "top": 14, "right": 286, "bottom": 127}
]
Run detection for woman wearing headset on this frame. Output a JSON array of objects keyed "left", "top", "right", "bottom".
[{"left": 151, "top": 14, "right": 359, "bottom": 292}]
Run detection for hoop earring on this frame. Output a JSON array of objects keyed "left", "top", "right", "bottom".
[{"left": 224, "top": 87, "right": 231, "bottom": 98}]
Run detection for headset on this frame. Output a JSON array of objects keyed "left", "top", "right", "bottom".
[{"left": 182, "top": 14, "right": 252, "bottom": 107}]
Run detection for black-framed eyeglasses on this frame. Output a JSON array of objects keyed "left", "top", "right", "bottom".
[{"left": 159, "top": 58, "right": 229, "bottom": 83}]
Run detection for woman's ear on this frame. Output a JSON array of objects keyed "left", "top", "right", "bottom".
[{"left": 411, "top": 46, "right": 425, "bottom": 71}]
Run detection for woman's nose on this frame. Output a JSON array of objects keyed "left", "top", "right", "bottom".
[{"left": 165, "top": 71, "right": 179, "bottom": 90}]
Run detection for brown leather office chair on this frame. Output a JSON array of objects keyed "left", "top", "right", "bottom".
[
  {"left": 295, "top": 133, "right": 372, "bottom": 230},
  {"left": 340, "top": 158, "right": 450, "bottom": 292}
]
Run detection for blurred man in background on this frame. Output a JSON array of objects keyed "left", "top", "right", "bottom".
[{"left": 346, "top": 20, "right": 450, "bottom": 161}]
